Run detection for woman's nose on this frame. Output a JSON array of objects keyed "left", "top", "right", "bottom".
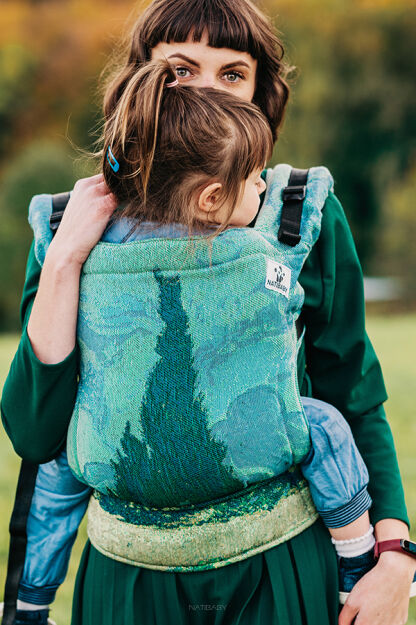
[{"left": 199, "top": 73, "right": 218, "bottom": 89}]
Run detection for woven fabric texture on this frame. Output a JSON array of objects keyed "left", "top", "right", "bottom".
[{"left": 28, "top": 164, "right": 334, "bottom": 517}]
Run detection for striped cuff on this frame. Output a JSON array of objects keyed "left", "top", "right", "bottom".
[
  {"left": 18, "top": 584, "right": 59, "bottom": 605},
  {"left": 319, "top": 487, "right": 372, "bottom": 529}
]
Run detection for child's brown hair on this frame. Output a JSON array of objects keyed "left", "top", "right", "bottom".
[
  {"left": 102, "top": 59, "right": 273, "bottom": 240},
  {"left": 103, "top": 0, "right": 290, "bottom": 143}
]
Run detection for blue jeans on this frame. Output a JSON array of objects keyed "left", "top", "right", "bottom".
[
  {"left": 18, "top": 396, "right": 371, "bottom": 604},
  {"left": 18, "top": 452, "right": 91, "bottom": 605},
  {"left": 300, "top": 397, "right": 371, "bottom": 528}
]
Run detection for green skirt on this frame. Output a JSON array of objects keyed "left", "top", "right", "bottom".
[{"left": 71, "top": 518, "right": 339, "bottom": 625}]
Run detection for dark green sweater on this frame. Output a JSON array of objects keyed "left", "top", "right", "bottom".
[{"left": 0, "top": 191, "right": 409, "bottom": 528}]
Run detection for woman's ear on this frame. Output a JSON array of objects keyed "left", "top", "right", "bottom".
[{"left": 198, "top": 182, "right": 223, "bottom": 215}]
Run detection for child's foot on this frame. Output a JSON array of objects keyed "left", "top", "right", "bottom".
[
  {"left": 338, "top": 550, "right": 416, "bottom": 605},
  {"left": 15, "top": 608, "right": 52, "bottom": 625}
]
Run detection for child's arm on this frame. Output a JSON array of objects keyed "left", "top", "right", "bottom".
[
  {"left": 299, "top": 395, "right": 372, "bottom": 532},
  {"left": 298, "top": 190, "right": 409, "bottom": 529}
]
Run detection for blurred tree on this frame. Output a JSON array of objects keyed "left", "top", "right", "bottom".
[
  {"left": 0, "top": 0, "right": 416, "bottom": 328},
  {"left": 269, "top": 2, "right": 416, "bottom": 267},
  {"left": 374, "top": 166, "right": 416, "bottom": 302},
  {"left": 0, "top": 140, "right": 79, "bottom": 330},
  {"left": 0, "top": 44, "right": 38, "bottom": 155}
]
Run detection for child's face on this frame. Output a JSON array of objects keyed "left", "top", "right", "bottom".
[
  {"left": 197, "top": 170, "right": 266, "bottom": 228},
  {"left": 151, "top": 31, "right": 257, "bottom": 103},
  {"left": 228, "top": 170, "right": 267, "bottom": 227}
]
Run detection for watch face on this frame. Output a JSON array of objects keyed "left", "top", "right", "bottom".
[{"left": 402, "top": 540, "right": 416, "bottom": 555}]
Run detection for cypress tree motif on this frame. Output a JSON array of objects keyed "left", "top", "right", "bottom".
[{"left": 110, "top": 268, "right": 243, "bottom": 507}]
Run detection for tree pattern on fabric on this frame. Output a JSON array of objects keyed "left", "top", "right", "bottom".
[{"left": 109, "top": 268, "right": 243, "bottom": 507}]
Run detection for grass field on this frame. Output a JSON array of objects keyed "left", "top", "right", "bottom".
[{"left": 0, "top": 315, "right": 415, "bottom": 624}]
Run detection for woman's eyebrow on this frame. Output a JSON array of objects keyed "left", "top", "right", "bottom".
[
  {"left": 168, "top": 53, "right": 200, "bottom": 68},
  {"left": 167, "top": 54, "right": 251, "bottom": 72},
  {"left": 221, "top": 61, "right": 251, "bottom": 71}
]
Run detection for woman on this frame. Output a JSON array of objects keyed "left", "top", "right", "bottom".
[{"left": 1, "top": 1, "right": 414, "bottom": 624}]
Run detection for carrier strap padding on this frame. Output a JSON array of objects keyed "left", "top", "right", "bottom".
[
  {"left": 1, "top": 461, "right": 39, "bottom": 625},
  {"left": 278, "top": 168, "right": 309, "bottom": 247}
]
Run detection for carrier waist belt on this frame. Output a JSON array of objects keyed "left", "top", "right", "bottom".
[{"left": 87, "top": 470, "right": 318, "bottom": 572}]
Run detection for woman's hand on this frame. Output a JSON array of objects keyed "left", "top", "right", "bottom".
[
  {"left": 27, "top": 173, "right": 118, "bottom": 364},
  {"left": 49, "top": 173, "right": 118, "bottom": 267},
  {"left": 338, "top": 551, "right": 415, "bottom": 625}
]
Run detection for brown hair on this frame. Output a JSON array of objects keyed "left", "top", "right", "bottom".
[
  {"left": 101, "top": 59, "right": 273, "bottom": 242},
  {"left": 103, "top": 0, "right": 290, "bottom": 143}
]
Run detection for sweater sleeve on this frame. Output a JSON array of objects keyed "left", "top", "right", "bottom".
[
  {"left": 0, "top": 239, "right": 80, "bottom": 463},
  {"left": 297, "top": 191, "right": 409, "bottom": 528}
]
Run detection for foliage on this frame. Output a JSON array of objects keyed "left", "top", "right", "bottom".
[
  {"left": 0, "top": 0, "right": 415, "bottom": 328},
  {"left": 0, "top": 140, "right": 79, "bottom": 329},
  {"left": 269, "top": 1, "right": 416, "bottom": 266},
  {"left": 372, "top": 166, "right": 416, "bottom": 301}
]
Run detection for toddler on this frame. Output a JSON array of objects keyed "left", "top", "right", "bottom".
[{"left": 3, "top": 59, "right": 414, "bottom": 624}]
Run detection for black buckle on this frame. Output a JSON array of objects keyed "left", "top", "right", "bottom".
[
  {"left": 49, "top": 211, "right": 65, "bottom": 231},
  {"left": 282, "top": 185, "right": 306, "bottom": 202},
  {"left": 278, "top": 227, "right": 301, "bottom": 246}
]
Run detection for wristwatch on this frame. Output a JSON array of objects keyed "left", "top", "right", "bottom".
[{"left": 374, "top": 539, "right": 416, "bottom": 560}]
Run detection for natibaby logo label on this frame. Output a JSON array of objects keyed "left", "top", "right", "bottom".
[{"left": 265, "top": 258, "right": 291, "bottom": 298}]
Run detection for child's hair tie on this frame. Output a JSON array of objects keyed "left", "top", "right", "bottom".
[
  {"left": 166, "top": 78, "right": 179, "bottom": 88},
  {"left": 107, "top": 145, "right": 120, "bottom": 173}
]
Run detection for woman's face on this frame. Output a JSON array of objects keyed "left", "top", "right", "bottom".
[{"left": 151, "top": 31, "right": 257, "bottom": 102}]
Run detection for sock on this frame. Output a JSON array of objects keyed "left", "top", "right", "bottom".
[
  {"left": 331, "top": 524, "right": 375, "bottom": 558},
  {"left": 17, "top": 600, "right": 50, "bottom": 611}
]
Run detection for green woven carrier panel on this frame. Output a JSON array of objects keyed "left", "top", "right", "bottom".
[{"left": 28, "top": 164, "right": 334, "bottom": 515}]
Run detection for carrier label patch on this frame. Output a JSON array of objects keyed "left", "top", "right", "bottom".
[{"left": 265, "top": 258, "right": 291, "bottom": 298}]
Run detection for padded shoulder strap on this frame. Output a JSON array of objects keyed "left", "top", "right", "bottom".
[
  {"left": 28, "top": 191, "right": 71, "bottom": 266},
  {"left": 254, "top": 163, "right": 334, "bottom": 255}
]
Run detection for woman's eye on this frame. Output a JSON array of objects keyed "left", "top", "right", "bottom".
[
  {"left": 224, "top": 71, "right": 244, "bottom": 83},
  {"left": 175, "top": 66, "right": 192, "bottom": 78}
]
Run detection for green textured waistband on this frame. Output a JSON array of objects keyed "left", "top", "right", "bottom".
[{"left": 87, "top": 475, "right": 318, "bottom": 572}]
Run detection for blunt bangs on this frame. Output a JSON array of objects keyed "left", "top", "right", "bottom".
[{"left": 140, "top": 0, "right": 279, "bottom": 61}]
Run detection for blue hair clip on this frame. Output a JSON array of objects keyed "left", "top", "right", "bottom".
[{"left": 107, "top": 146, "right": 120, "bottom": 173}]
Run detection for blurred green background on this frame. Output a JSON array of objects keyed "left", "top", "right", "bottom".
[{"left": 0, "top": 0, "right": 415, "bottom": 622}]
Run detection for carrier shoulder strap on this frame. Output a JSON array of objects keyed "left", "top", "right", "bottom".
[
  {"left": 1, "top": 192, "right": 70, "bottom": 625},
  {"left": 278, "top": 168, "right": 309, "bottom": 247}
]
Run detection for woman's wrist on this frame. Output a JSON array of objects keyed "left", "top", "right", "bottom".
[
  {"left": 374, "top": 518, "right": 415, "bottom": 572},
  {"left": 378, "top": 549, "right": 416, "bottom": 570},
  {"left": 45, "top": 237, "right": 84, "bottom": 273}
]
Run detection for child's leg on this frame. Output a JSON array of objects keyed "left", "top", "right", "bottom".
[
  {"left": 300, "top": 396, "right": 375, "bottom": 602},
  {"left": 300, "top": 396, "right": 372, "bottom": 531},
  {"left": 17, "top": 448, "right": 91, "bottom": 622}
]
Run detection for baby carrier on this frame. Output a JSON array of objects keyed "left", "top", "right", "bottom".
[{"left": 2, "top": 165, "right": 333, "bottom": 620}]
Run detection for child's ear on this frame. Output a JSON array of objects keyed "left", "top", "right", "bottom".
[{"left": 198, "top": 182, "right": 223, "bottom": 214}]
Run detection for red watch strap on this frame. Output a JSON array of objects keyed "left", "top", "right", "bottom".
[{"left": 374, "top": 539, "right": 403, "bottom": 559}]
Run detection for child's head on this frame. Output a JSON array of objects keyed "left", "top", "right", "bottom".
[
  {"left": 102, "top": 59, "right": 273, "bottom": 238},
  {"left": 104, "top": 0, "right": 290, "bottom": 143}
]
